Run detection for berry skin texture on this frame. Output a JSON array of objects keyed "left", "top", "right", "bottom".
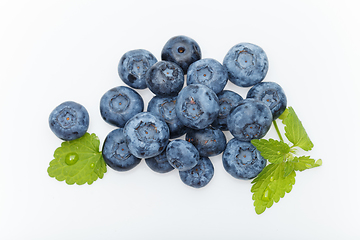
[
  {"left": 118, "top": 49, "right": 157, "bottom": 89},
  {"left": 161, "top": 35, "right": 201, "bottom": 74},
  {"left": 145, "top": 146, "right": 174, "bottom": 174},
  {"left": 145, "top": 61, "right": 184, "bottom": 97},
  {"left": 187, "top": 58, "right": 228, "bottom": 94},
  {"left": 147, "top": 96, "right": 188, "bottom": 139},
  {"left": 186, "top": 126, "right": 227, "bottom": 157},
  {"left": 222, "top": 138, "right": 267, "bottom": 179},
  {"left": 49, "top": 101, "right": 89, "bottom": 141},
  {"left": 166, "top": 139, "right": 199, "bottom": 171},
  {"left": 179, "top": 156, "right": 214, "bottom": 188},
  {"left": 246, "top": 81, "right": 287, "bottom": 120},
  {"left": 212, "top": 90, "right": 244, "bottom": 131},
  {"left": 175, "top": 84, "right": 220, "bottom": 130},
  {"left": 123, "top": 112, "right": 170, "bottom": 159},
  {"left": 227, "top": 99, "right": 272, "bottom": 141},
  {"left": 100, "top": 86, "right": 144, "bottom": 128},
  {"left": 223, "top": 43, "right": 268, "bottom": 87},
  {"left": 102, "top": 128, "right": 141, "bottom": 171}
]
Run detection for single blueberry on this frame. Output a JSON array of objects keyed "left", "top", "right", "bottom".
[
  {"left": 118, "top": 49, "right": 157, "bottom": 89},
  {"left": 145, "top": 61, "right": 184, "bottom": 97},
  {"left": 166, "top": 139, "right": 199, "bottom": 171},
  {"left": 222, "top": 138, "right": 267, "bottom": 179},
  {"left": 179, "top": 156, "right": 214, "bottom": 188},
  {"left": 186, "top": 126, "right": 227, "bottom": 157},
  {"left": 212, "top": 90, "right": 244, "bottom": 131},
  {"left": 102, "top": 128, "right": 141, "bottom": 171},
  {"left": 246, "top": 81, "right": 287, "bottom": 120},
  {"left": 175, "top": 84, "right": 220, "bottom": 130},
  {"left": 100, "top": 86, "right": 144, "bottom": 128},
  {"left": 145, "top": 145, "right": 174, "bottom": 173},
  {"left": 147, "top": 95, "right": 188, "bottom": 139},
  {"left": 227, "top": 99, "right": 272, "bottom": 141},
  {"left": 123, "top": 112, "right": 170, "bottom": 159},
  {"left": 161, "top": 35, "right": 201, "bottom": 74},
  {"left": 223, "top": 43, "right": 268, "bottom": 87},
  {"left": 49, "top": 101, "right": 89, "bottom": 141},
  {"left": 187, "top": 58, "right": 228, "bottom": 94}
]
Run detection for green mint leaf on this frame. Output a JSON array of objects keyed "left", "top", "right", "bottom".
[
  {"left": 291, "top": 156, "right": 322, "bottom": 171},
  {"left": 47, "top": 133, "right": 107, "bottom": 185},
  {"left": 251, "top": 139, "right": 290, "bottom": 164},
  {"left": 283, "top": 107, "right": 314, "bottom": 151},
  {"left": 251, "top": 162, "right": 296, "bottom": 214}
]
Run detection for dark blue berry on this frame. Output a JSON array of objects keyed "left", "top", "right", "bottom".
[
  {"left": 179, "top": 157, "right": 214, "bottom": 188},
  {"left": 100, "top": 86, "right": 144, "bottom": 128},
  {"left": 145, "top": 146, "right": 174, "bottom": 173},
  {"left": 222, "top": 138, "right": 266, "bottom": 179},
  {"left": 166, "top": 139, "right": 199, "bottom": 171},
  {"left": 223, "top": 43, "right": 268, "bottom": 87},
  {"left": 102, "top": 128, "right": 141, "bottom": 171},
  {"left": 187, "top": 58, "right": 228, "bottom": 94},
  {"left": 227, "top": 99, "right": 272, "bottom": 141},
  {"left": 175, "top": 84, "right": 219, "bottom": 130},
  {"left": 49, "top": 101, "right": 89, "bottom": 141},
  {"left": 123, "top": 112, "right": 170, "bottom": 159},
  {"left": 161, "top": 35, "right": 201, "bottom": 74},
  {"left": 246, "top": 81, "right": 287, "bottom": 120},
  {"left": 118, "top": 49, "right": 157, "bottom": 89}
]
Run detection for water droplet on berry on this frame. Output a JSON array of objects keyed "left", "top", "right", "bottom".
[{"left": 65, "top": 152, "right": 79, "bottom": 166}]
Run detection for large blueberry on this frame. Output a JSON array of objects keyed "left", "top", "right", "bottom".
[
  {"left": 186, "top": 126, "right": 226, "bottom": 157},
  {"left": 175, "top": 84, "right": 220, "bottom": 130},
  {"left": 179, "top": 156, "right": 214, "bottom": 188},
  {"left": 147, "top": 96, "right": 188, "bottom": 139},
  {"left": 222, "top": 138, "right": 266, "bottom": 179},
  {"left": 187, "top": 58, "right": 228, "bottom": 94},
  {"left": 118, "top": 49, "right": 157, "bottom": 89},
  {"left": 49, "top": 101, "right": 89, "bottom": 141},
  {"left": 123, "top": 112, "right": 170, "bottom": 159},
  {"left": 246, "top": 81, "right": 287, "bottom": 120},
  {"left": 100, "top": 86, "right": 144, "bottom": 128},
  {"left": 227, "top": 99, "right": 272, "bottom": 141},
  {"left": 212, "top": 90, "right": 243, "bottom": 131},
  {"left": 161, "top": 35, "right": 201, "bottom": 74},
  {"left": 145, "top": 145, "right": 174, "bottom": 174},
  {"left": 145, "top": 61, "right": 184, "bottom": 97},
  {"left": 166, "top": 139, "right": 199, "bottom": 171},
  {"left": 223, "top": 43, "right": 268, "bottom": 87},
  {"left": 102, "top": 128, "right": 141, "bottom": 171}
]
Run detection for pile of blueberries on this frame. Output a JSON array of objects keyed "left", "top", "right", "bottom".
[{"left": 49, "top": 35, "right": 287, "bottom": 188}]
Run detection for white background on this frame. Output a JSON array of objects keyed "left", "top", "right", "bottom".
[{"left": 1, "top": 0, "right": 359, "bottom": 239}]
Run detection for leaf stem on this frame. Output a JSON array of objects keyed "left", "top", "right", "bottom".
[{"left": 273, "top": 120, "right": 284, "bottom": 142}]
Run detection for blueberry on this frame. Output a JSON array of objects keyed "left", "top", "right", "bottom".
[
  {"left": 175, "top": 84, "right": 220, "bottom": 130},
  {"left": 100, "top": 86, "right": 144, "bottom": 128},
  {"left": 227, "top": 99, "right": 272, "bottom": 141},
  {"left": 222, "top": 138, "right": 266, "bottom": 179},
  {"left": 166, "top": 139, "right": 199, "bottom": 171},
  {"left": 186, "top": 126, "right": 226, "bottom": 157},
  {"left": 161, "top": 35, "right": 201, "bottom": 74},
  {"left": 145, "top": 145, "right": 174, "bottom": 173},
  {"left": 187, "top": 58, "right": 228, "bottom": 94},
  {"left": 246, "top": 81, "right": 287, "bottom": 120},
  {"left": 123, "top": 112, "right": 170, "bottom": 159},
  {"left": 49, "top": 101, "right": 89, "bottom": 141},
  {"left": 147, "top": 95, "right": 188, "bottom": 139},
  {"left": 223, "top": 43, "right": 268, "bottom": 87},
  {"left": 179, "top": 156, "right": 214, "bottom": 188},
  {"left": 212, "top": 90, "right": 244, "bottom": 131},
  {"left": 118, "top": 49, "right": 157, "bottom": 89},
  {"left": 102, "top": 128, "right": 141, "bottom": 171},
  {"left": 145, "top": 61, "right": 185, "bottom": 97}
]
